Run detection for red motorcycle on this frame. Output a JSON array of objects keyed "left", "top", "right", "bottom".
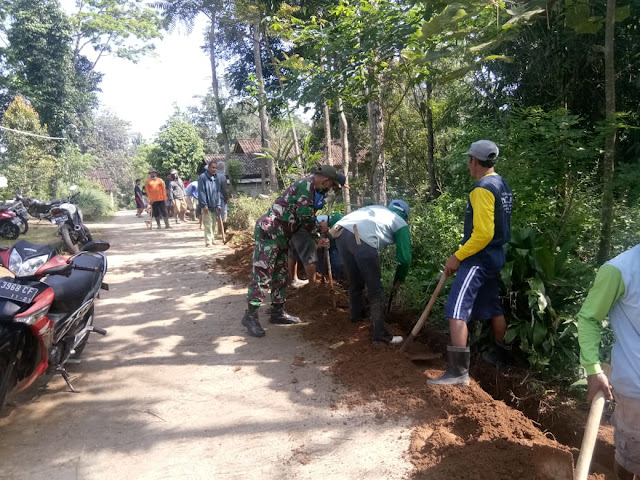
[
  {"left": 0, "top": 239, "right": 110, "bottom": 411},
  {"left": 0, "top": 209, "right": 21, "bottom": 240}
]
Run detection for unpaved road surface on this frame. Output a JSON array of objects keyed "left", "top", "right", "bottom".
[{"left": 0, "top": 211, "right": 412, "bottom": 479}]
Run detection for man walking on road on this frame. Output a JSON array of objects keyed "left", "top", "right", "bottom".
[
  {"left": 428, "top": 140, "right": 513, "bottom": 386},
  {"left": 241, "top": 165, "right": 344, "bottom": 338},
  {"left": 145, "top": 168, "right": 171, "bottom": 229},
  {"left": 578, "top": 245, "right": 640, "bottom": 480},
  {"left": 169, "top": 169, "right": 187, "bottom": 224},
  {"left": 197, "top": 160, "right": 223, "bottom": 247},
  {"left": 333, "top": 200, "right": 411, "bottom": 344}
]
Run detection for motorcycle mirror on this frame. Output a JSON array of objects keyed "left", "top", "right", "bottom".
[
  {"left": 81, "top": 240, "right": 110, "bottom": 253},
  {"left": 69, "top": 185, "right": 78, "bottom": 192}
]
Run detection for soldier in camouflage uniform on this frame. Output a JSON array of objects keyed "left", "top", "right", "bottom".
[{"left": 242, "top": 165, "right": 345, "bottom": 337}]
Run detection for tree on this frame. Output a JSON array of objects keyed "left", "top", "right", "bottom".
[
  {"left": 154, "top": 0, "right": 232, "bottom": 159},
  {"left": 151, "top": 112, "right": 205, "bottom": 179},
  {"left": 69, "top": 0, "right": 162, "bottom": 72},
  {"left": 0, "top": 96, "right": 57, "bottom": 199}
]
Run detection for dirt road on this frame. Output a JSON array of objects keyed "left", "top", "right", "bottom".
[{"left": 0, "top": 211, "right": 412, "bottom": 479}]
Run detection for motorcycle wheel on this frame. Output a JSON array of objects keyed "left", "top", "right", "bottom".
[
  {"left": 18, "top": 216, "right": 28, "bottom": 235},
  {"left": 0, "top": 222, "right": 20, "bottom": 240},
  {"left": 70, "top": 306, "right": 94, "bottom": 359},
  {"left": 61, "top": 225, "right": 80, "bottom": 254}
]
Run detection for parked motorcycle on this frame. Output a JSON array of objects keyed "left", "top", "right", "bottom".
[
  {"left": 0, "top": 197, "right": 29, "bottom": 235},
  {"left": 0, "top": 208, "right": 21, "bottom": 240},
  {"left": 23, "top": 196, "right": 63, "bottom": 222},
  {"left": 50, "top": 186, "right": 92, "bottom": 254},
  {"left": 0, "top": 239, "right": 110, "bottom": 411}
]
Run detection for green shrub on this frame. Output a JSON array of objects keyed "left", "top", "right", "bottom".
[
  {"left": 76, "top": 189, "right": 114, "bottom": 220},
  {"left": 226, "top": 194, "right": 277, "bottom": 231}
]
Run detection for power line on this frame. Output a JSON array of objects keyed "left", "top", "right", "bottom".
[{"left": 0, "top": 126, "right": 67, "bottom": 141}]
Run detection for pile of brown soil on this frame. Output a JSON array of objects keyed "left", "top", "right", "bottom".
[{"left": 213, "top": 239, "right": 614, "bottom": 479}]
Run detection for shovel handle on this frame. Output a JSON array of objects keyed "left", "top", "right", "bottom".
[
  {"left": 399, "top": 273, "right": 447, "bottom": 353},
  {"left": 216, "top": 213, "right": 226, "bottom": 244},
  {"left": 575, "top": 390, "right": 606, "bottom": 480}
]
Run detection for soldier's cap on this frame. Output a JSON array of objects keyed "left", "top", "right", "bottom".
[
  {"left": 148, "top": 168, "right": 158, "bottom": 173},
  {"left": 170, "top": 168, "right": 178, "bottom": 175},
  {"left": 314, "top": 165, "right": 348, "bottom": 188},
  {"left": 464, "top": 140, "right": 499, "bottom": 162}
]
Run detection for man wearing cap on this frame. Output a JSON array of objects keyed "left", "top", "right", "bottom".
[
  {"left": 169, "top": 169, "right": 187, "bottom": 224},
  {"left": 428, "top": 140, "right": 513, "bottom": 386},
  {"left": 145, "top": 168, "right": 171, "bottom": 229},
  {"left": 333, "top": 200, "right": 412, "bottom": 344},
  {"left": 241, "top": 165, "right": 345, "bottom": 337}
]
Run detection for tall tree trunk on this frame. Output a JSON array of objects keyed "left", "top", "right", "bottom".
[
  {"left": 252, "top": 21, "right": 276, "bottom": 192},
  {"left": 264, "top": 33, "right": 301, "bottom": 160},
  {"left": 426, "top": 82, "right": 437, "bottom": 198},
  {"left": 208, "top": 19, "right": 230, "bottom": 159},
  {"left": 337, "top": 97, "right": 351, "bottom": 213},
  {"left": 597, "top": 0, "right": 617, "bottom": 264},
  {"left": 323, "top": 100, "right": 333, "bottom": 165},
  {"left": 367, "top": 88, "right": 386, "bottom": 206}
]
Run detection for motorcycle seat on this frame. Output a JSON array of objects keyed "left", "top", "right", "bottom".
[{"left": 44, "top": 254, "right": 104, "bottom": 313}]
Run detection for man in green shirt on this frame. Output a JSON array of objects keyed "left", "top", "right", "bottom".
[{"left": 577, "top": 244, "right": 640, "bottom": 479}]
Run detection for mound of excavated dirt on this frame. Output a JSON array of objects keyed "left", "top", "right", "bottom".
[{"left": 213, "top": 238, "right": 614, "bottom": 479}]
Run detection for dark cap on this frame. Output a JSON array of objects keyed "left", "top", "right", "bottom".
[{"left": 314, "top": 165, "right": 346, "bottom": 187}]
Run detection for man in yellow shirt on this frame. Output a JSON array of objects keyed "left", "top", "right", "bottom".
[
  {"left": 428, "top": 140, "right": 513, "bottom": 386},
  {"left": 145, "top": 168, "right": 171, "bottom": 229}
]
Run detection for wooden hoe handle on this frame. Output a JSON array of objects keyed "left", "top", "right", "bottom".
[{"left": 399, "top": 273, "right": 448, "bottom": 353}]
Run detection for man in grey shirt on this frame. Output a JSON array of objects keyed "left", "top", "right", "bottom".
[{"left": 169, "top": 169, "right": 187, "bottom": 224}]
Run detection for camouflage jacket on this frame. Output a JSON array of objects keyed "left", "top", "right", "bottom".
[{"left": 258, "top": 176, "right": 320, "bottom": 241}]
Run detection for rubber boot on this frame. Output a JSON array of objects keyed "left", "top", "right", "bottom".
[
  {"left": 241, "top": 305, "right": 265, "bottom": 337},
  {"left": 269, "top": 303, "right": 300, "bottom": 324},
  {"left": 164, "top": 217, "right": 171, "bottom": 229},
  {"left": 370, "top": 299, "right": 393, "bottom": 343},
  {"left": 155, "top": 218, "right": 161, "bottom": 229},
  {"left": 482, "top": 341, "right": 512, "bottom": 369},
  {"left": 427, "top": 346, "right": 470, "bottom": 386}
]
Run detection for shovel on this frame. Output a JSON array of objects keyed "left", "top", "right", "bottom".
[
  {"left": 324, "top": 246, "right": 336, "bottom": 307},
  {"left": 533, "top": 372, "right": 609, "bottom": 480},
  {"left": 399, "top": 272, "right": 447, "bottom": 353},
  {"left": 216, "top": 213, "right": 227, "bottom": 245}
]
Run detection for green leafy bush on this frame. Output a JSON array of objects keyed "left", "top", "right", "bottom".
[
  {"left": 226, "top": 194, "right": 276, "bottom": 231},
  {"left": 76, "top": 189, "right": 114, "bottom": 220}
]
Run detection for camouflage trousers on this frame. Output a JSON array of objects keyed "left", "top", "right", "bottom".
[{"left": 247, "top": 223, "right": 289, "bottom": 306}]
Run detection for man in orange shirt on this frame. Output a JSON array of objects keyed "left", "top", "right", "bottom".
[{"left": 145, "top": 168, "right": 171, "bottom": 229}]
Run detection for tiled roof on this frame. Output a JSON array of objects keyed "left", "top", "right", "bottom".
[
  {"left": 233, "top": 138, "right": 262, "bottom": 154},
  {"left": 87, "top": 169, "right": 116, "bottom": 192},
  {"left": 205, "top": 153, "right": 264, "bottom": 178}
]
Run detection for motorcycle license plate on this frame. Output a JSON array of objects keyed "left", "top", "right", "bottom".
[
  {"left": 51, "top": 215, "right": 68, "bottom": 225},
  {"left": 0, "top": 280, "right": 39, "bottom": 303},
  {"left": 11, "top": 218, "right": 21, "bottom": 225}
]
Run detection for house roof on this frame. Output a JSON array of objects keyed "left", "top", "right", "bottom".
[
  {"left": 205, "top": 153, "right": 264, "bottom": 178},
  {"left": 233, "top": 138, "right": 262, "bottom": 154},
  {"left": 87, "top": 169, "right": 116, "bottom": 192}
]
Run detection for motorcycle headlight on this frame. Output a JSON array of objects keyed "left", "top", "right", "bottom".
[{"left": 9, "top": 251, "right": 49, "bottom": 277}]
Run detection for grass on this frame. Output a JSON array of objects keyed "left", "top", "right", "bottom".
[{"left": 1, "top": 221, "right": 61, "bottom": 248}]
